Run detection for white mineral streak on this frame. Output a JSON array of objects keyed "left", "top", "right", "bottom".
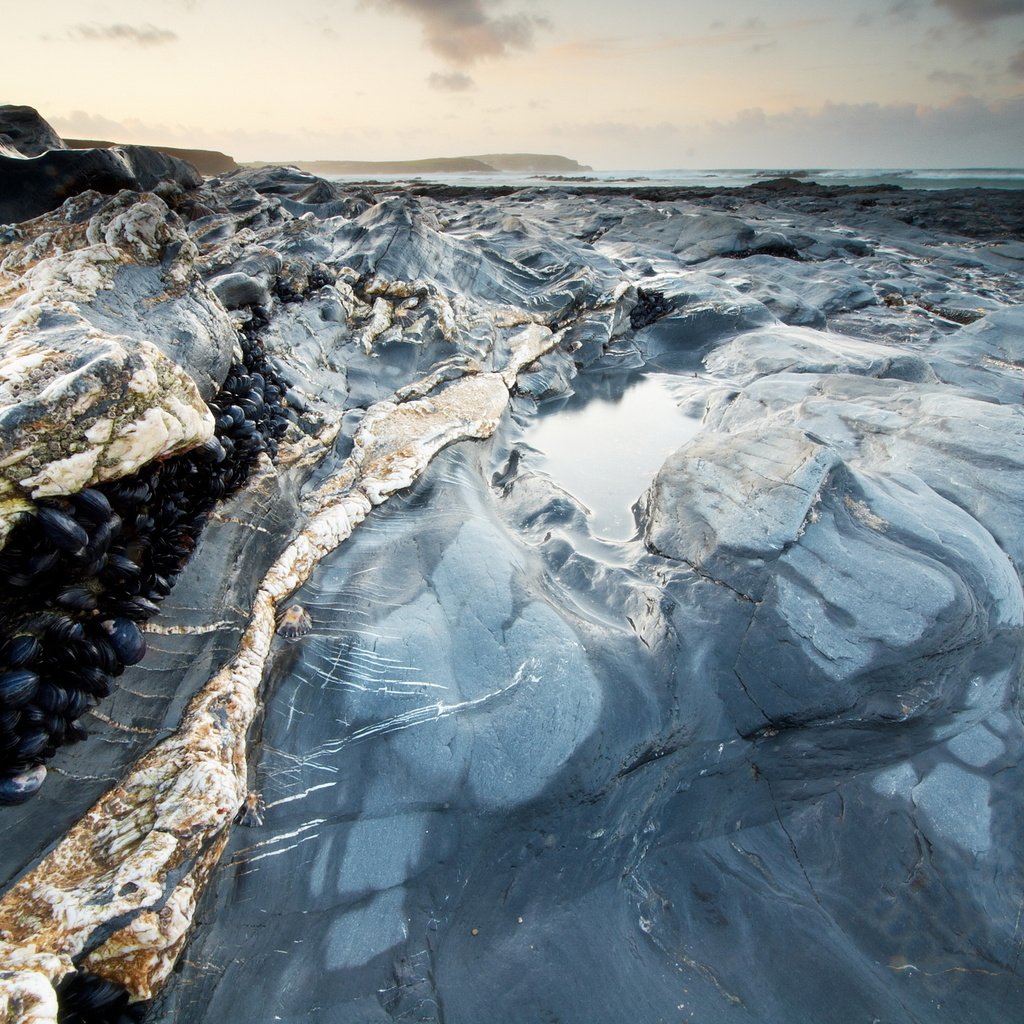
[
  {"left": 0, "top": 964, "right": 60, "bottom": 1024},
  {"left": 0, "top": 324, "right": 561, "bottom": 1022}
]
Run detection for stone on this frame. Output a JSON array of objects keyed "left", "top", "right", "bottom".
[
  {"left": 0, "top": 105, "right": 66, "bottom": 158},
  {"left": 0, "top": 167, "right": 1022, "bottom": 1024},
  {"left": 0, "top": 191, "right": 238, "bottom": 536},
  {"left": 0, "top": 108, "right": 202, "bottom": 225}
]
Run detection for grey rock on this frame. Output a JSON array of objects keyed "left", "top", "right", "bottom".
[
  {"left": 0, "top": 108, "right": 202, "bottom": 224},
  {"left": 2, "top": 173, "right": 1023, "bottom": 1024},
  {"left": 209, "top": 271, "right": 272, "bottom": 310},
  {"left": 0, "top": 190, "right": 236, "bottom": 520},
  {"left": 0, "top": 105, "right": 66, "bottom": 157},
  {"left": 641, "top": 424, "right": 839, "bottom": 599},
  {"left": 705, "top": 324, "right": 937, "bottom": 384}
]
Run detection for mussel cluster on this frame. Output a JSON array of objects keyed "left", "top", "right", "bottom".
[
  {"left": 629, "top": 287, "right": 675, "bottom": 330},
  {"left": 273, "top": 261, "right": 336, "bottom": 306},
  {"left": 56, "top": 971, "right": 148, "bottom": 1024},
  {"left": 0, "top": 335, "right": 292, "bottom": 805}
]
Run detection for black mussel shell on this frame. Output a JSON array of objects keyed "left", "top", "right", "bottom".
[
  {"left": 64, "top": 637, "right": 102, "bottom": 668},
  {"left": 0, "top": 765, "right": 46, "bottom": 805},
  {"left": 14, "top": 728, "right": 49, "bottom": 759},
  {"left": 36, "top": 683, "right": 70, "bottom": 715},
  {"left": 65, "top": 721, "right": 88, "bottom": 744},
  {"left": 195, "top": 437, "right": 227, "bottom": 463},
  {"left": 0, "top": 708, "right": 21, "bottom": 733},
  {"left": 85, "top": 518, "right": 114, "bottom": 555},
  {"left": 36, "top": 506, "right": 89, "bottom": 555},
  {"left": 20, "top": 705, "right": 46, "bottom": 726},
  {"left": 0, "top": 669, "right": 39, "bottom": 708},
  {"left": 101, "top": 618, "right": 146, "bottom": 666},
  {"left": 107, "top": 479, "right": 152, "bottom": 505},
  {"left": 26, "top": 549, "right": 61, "bottom": 577},
  {"left": 56, "top": 586, "right": 100, "bottom": 614},
  {"left": 69, "top": 666, "right": 112, "bottom": 697},
  {"left": 101, "top": 553, "right": 142, "bottom": 585},
  {"left": 57, "top": 972, "right": 143, "bottom": 1021},
  {"left": 44, "top": 616, "right": 86, "bottom": 645},
  {"left": 83, "top": 634, "right": 119, "bottom": 674},
  {"left": 5, "top": 568, "right": 37, "bottom": 589},
  {"left": 146, "top": 574, "right": 172, "bottom": 599},
  {"left": 108, "top": 596, "right": 160, "bottom": 622},
  {"left": 0, "top": 635, "right": 41, "bottom": 668},
  {"left": 63, "top": 689, "right": 89, "bottom": 721},
  {"left": 71, "top": 488, "right": 113, "bottom": 525}
]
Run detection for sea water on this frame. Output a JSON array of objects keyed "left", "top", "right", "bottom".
[{"left": 327, "top": 167, "right": 1024, "bottom": 191}]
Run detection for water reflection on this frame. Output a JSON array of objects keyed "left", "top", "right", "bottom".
[{"left": 523, "top": 370, "right": 705, "bottom": 540}]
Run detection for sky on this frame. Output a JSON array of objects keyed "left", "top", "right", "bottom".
[{"left": 4, "top": 0, "right": 1023, "bottom": 168}]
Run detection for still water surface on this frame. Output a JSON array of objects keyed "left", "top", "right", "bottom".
[{"left": 524, "top": 372, "right": 705, "bottom": 541}]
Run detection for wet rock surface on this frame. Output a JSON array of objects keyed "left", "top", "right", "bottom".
[{"left": 0, "top": 151, "right": 1022, "bottom": 1024}]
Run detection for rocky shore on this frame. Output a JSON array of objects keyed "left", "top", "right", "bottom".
[{"left": 1, "top": 106, "right": 1023, "bottom": 1023}]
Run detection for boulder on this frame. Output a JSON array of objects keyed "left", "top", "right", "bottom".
[
  {"left": 0, "top": 190, "right": 237, "bottom": 535},
  {"left": 0, "top": 105, "right": 65, "bottom": 157},
  {"left": 0, "top": 107, "right": 202, "bottom": 224}
]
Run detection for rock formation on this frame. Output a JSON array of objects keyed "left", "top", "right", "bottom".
[
  {"left": 0, "top": 108, "right": 202, "bottom": 225},
  {"left": 0, "top": 123, "right": 1022, "bottom": 1024}
]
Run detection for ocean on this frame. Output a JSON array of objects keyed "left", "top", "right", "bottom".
[{"left": 324, "top": 167, "right": 1024, "bottom": 191}]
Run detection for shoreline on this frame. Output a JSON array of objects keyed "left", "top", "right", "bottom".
[{"left": 280, "top": 175, "right": 1024, "bottom": 242}]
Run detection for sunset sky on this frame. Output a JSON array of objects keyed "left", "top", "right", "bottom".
[{"left": 5, "top": 0, "right": 1023, "bottom": 168}]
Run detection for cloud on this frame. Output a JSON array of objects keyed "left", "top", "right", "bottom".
[
  {"left": 71, "top": 23, "right": 178, "bottom": 46},
  {"left": 1011, "top": 47, "right": 1024, "bottom": 76},
  {"left": 690, "top": 95, "right": 1024, "bottom": 168},
  {"left": 932, "top": 0, "right": 1024, "bottom": 23},
  {"left": 428, "top": 71, "right": 475, "bottom": 91},
  {"left": 363, "top": 0, "right": 546, "bottom": 65},
  {"left": 927, "top": 68, "right": 977, "bottom": 87},
  {"left": 48, "top": 109, "right": 368, "bottom": 163},
  {"left": 888, "top": 0, "right": 924, "bottom": 20},
  {"left": 548, "top": 95, "right": 1024, "bottom": 169},
  {"left": 548, "top": 17, "right": 825, "bottom": 61}
]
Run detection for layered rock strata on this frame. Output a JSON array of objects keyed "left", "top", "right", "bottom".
[{"left": 0, "top": 149, "right": 1022, "bottom": 1024}]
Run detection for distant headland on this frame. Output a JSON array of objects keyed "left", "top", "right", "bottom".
[
  {"left": 63, "top": 140, "right": 592, "bottom": 178},
  {"left": 62, "top": 138, "right": 238, "bottom": 176},
  {"left": 242, "top": 153, "right": 593, "bottom": 175}
]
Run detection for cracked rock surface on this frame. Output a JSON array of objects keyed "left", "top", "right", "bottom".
[{"left": 1, "top": 160, "right": 1023, "bottom": 1024}]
